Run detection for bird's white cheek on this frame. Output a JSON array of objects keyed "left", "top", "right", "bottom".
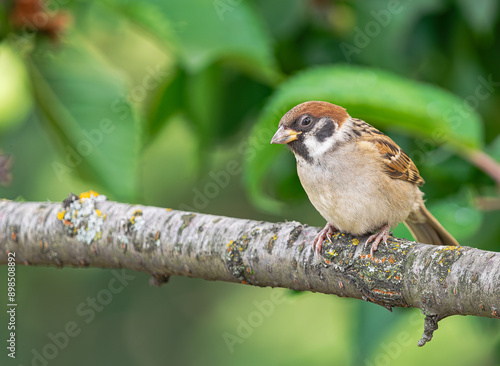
[
  {"left": 303, "top": 137, "right": 336, "bottom": 159},
  {"left": 303, "top": 119, "right": 354, "bottom": 159}
]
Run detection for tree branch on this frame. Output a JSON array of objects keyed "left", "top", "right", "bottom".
[{"left": 0, "top": 193, "right": 499, "bottom": 346}]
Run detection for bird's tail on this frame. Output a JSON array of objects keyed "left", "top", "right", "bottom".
[{"left": 404, "top": 202, "right": 459, "bottom": 246}]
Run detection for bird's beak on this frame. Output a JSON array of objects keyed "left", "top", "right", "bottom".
[{"left": 270, "top": 126, "right": 301, "bottom": 144}]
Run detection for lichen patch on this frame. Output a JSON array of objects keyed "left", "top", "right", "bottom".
[
  {"left": 287, "top": 225, "right": 303, "bottom": 248},
  {"left": 179, "top": 213, "right": 196, "bottom": 236},
  {"left": 117, "top": 209, "right": 158, "bottom": 253},
  {"left": 225, "top": 234, "right": 255, "bottom": 284},
  {"left": 57, "top": 191, "right": 107, "bottom": 245}
]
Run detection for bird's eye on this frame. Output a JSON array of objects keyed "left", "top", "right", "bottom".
[{"left": 300, "top": 116, "right": 312, "bottom": 127}]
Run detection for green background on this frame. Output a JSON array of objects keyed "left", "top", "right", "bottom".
[{"left": 0, "top": 0, "right": 499, "bottom": 365}]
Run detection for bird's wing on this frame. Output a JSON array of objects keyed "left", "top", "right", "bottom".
[{"left": 353, "top": 119, "right": 425, "bottom": 186}]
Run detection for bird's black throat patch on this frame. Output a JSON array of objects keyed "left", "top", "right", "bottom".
[{"left": 288, "top": 135, "right": 312, "bottom": 163}]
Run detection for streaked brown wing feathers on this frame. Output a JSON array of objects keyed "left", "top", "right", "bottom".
[{"left": 355, "top": 119, "right": 424, "bottom": 186}]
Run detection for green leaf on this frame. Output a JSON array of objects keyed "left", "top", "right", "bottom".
[
  {"left": 28, "top": 39, "right": 140, "bottom": 200},
  {"left": 346, "top": 0, "right": 446, "bottom": 70},
  {"left": 108, "top": 0, "right": 282, "bottom": 140},
  {"left": 487, "top": 135, "right": 500, "bottom": 163},
  {"left": 253, "top": 0, "right": 306, "bottom": 40},
  {"left": 183, "top": 63, "right": 224, "bottom": 141},
  {"left": 244, "top": 65, "right": 484, "bottom": 211},
  {"left": 145, "top": 66, "right": 186, "bottom": 140},
  {"left": 149, "top": 0, "right": 281, "bottom": 84},
  {"left": 103, "top": 0, "right": 177, "bottom": 51}
]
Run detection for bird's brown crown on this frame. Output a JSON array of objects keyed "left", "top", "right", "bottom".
[{"left": 280, "top": 101, "right": 350, "bottom": 127}]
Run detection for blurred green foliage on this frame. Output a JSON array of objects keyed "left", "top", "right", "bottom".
[{"left": 0, "top": 0, "right": 499, "bottom": 365}]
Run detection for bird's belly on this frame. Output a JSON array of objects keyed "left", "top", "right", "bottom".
[
  {"left": 297, "top": 161, "right": 416, "bottom": 235},
  {"left": 309, "top": 185, "right": 380, "bottom": 235}
]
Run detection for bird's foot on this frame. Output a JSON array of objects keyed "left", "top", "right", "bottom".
[
  {"left": 313, "top": 223, "right": 337, "bottom": 255},
  {"left": 366, "top": 224, "right": 391, "bottom": 258}
]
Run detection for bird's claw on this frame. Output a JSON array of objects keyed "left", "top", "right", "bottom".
[
  {"left": 313, "top": 223, "right": 337, "bottom": 255},
  {"left": 366, "top": 224, "right": 391, "bottom": 258}
]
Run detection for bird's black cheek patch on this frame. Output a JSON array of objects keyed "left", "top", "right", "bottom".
[{"left": 315, "top": 121, "right": 335, "bottom": 142}]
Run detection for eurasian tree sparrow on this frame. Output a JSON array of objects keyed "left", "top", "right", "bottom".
[{"left": 271, "top": 101, "right": 458, "bottom": 256}]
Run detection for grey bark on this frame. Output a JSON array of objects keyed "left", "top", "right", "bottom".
[{"left": 0, "top": 194, "right": 499, "bottom": 346}]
